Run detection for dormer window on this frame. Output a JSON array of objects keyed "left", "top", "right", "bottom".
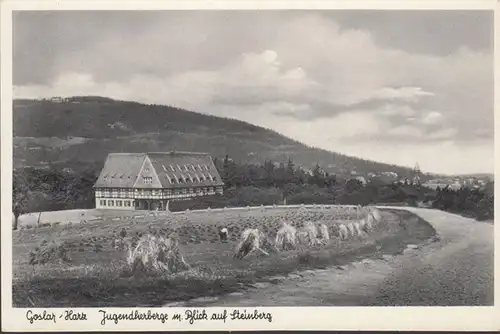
[{"left": 170, "top": 177, "right": 176, "bottom": 183}]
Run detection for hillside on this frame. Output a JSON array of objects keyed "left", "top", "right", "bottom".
[{"left": 14, "top": 96, "right": 418, "bottom": 178}]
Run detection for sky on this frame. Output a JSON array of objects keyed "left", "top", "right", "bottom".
[{"left": 12, "top": 10, "right": 494, "bottom": 175}]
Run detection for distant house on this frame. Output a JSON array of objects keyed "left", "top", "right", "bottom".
[
  {"left": 50, "top": 96, "right": 64, "bottom": 103},
  {"left": 355, "top": 176, "right": 367, "bottom": 186},
  {"left": 94, "top": 152, "right": 224, "bottom": 211}
]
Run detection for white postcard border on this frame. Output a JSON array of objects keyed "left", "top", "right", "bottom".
[{"left": 1, "top": 0, "right": 499, "bottom": 331}]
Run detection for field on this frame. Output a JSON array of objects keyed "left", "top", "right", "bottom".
[{"left": 12, "top": 206, "right": 437, "bottom": 307}]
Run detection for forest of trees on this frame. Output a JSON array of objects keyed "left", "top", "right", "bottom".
[{"left": 12, "top": 155, "right": 494, "bottom": 230}]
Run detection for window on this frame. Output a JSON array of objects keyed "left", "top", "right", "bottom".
[
  {"left": 143, "top": 176, "right": 153, "bottom": 184},
  {"left": 108, "top": 200, "right": 114, "bottom": 206},
  {"left": 170, "top": 177, "right": 176, "bottom": 184},
  {"left": 100, "top": 200, "right": 106, "bottom": 206},
  {"left": 117, "top": 200, "right": 123, "bottom": 207}
]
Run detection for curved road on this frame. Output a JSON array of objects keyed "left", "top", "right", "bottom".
[
  {"left": 361, "top": 207, "right": 494, "bottom": 306},
  {"left": 175, "top": 208, "right": 494, "bottom": 307}
]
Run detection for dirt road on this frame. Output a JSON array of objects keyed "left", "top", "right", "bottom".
[{"left": 361, "top": 207, "right": 494, "bottom": 306}]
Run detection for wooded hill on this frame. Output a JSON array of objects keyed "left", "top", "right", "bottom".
[{"left": 14, "top": 96, "right": 421, "bottom": 178}]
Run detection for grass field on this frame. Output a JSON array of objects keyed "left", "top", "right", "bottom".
[{"left": 12, "top": 206, "right": 437, "bottom": 307}]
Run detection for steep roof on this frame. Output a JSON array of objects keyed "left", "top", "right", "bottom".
[
  {"left": 94, "top": 153, "right": 146, "bottom": 188},
  {"left": 147, "top": 152, "right": 224, "bottom": 188},
  {"left": 94, "top": 151, "right": 224, "bottom": 189}
]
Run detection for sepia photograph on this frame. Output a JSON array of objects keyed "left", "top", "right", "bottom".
[{"left": 1, "top": 0, "right": 498, "bottom": 331}]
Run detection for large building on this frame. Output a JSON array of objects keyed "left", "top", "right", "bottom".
[{"left": 94, "top": 152, "right": 224, "bottom": 210}]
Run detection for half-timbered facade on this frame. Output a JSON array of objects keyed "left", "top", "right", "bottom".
[{"left": 94, "top": 152, "right": 224, "bottom": 210}]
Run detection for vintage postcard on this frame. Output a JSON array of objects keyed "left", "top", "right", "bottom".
[{"left": 1, "top": 0, "right": 499, "bottom": 331}]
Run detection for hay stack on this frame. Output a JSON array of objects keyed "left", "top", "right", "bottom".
[
  {"left": 29, "top": 240, "right": 71, "bottom": 265},
  {"left": 369, "top": 206, "right": 382, "bottom": 223},
  {"left": 234, "top": 228, "right": 275, "bottom": 259},
  {"left": 297, "top": 221, "right": 320, "bottom": 246},
  {"left": 338, "top": 224, "right": 349, "bottom": 240},
  {"left": 356, "top": 205, "right": 363, "bottom": 220},
  {"left": 352, "top": 221, "right": 364, "bottom": 237},
  {"left": 346, "top": 222, "right": 356, "bottom": 238},
  {"left": 365, "top": 213, "right": 375, "bottom": 231},
  {"left": 275, "top": 222, "right": 297, "bottom": 251},
  {"left": 127, "top": 233, "right": 189, "bottom": 275},
  {"left": 359, "top": 218, "right": 370, "bottom": 233},
  {"left": 317, "top": 223, "right": 330, "bottom": 243}
]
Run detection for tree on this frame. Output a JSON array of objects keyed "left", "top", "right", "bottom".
[
  {"left": 345, "top": 178, "right": 363, "bottom": 194},
  {"left": 13, "top": 201, "right": 22, "bottom": 230},
  {"left": 309, "top": 164, "right": 325, "bottom": 187},
  {"left": 12, "top": 169, "right": 29, "bottom": 230}
]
